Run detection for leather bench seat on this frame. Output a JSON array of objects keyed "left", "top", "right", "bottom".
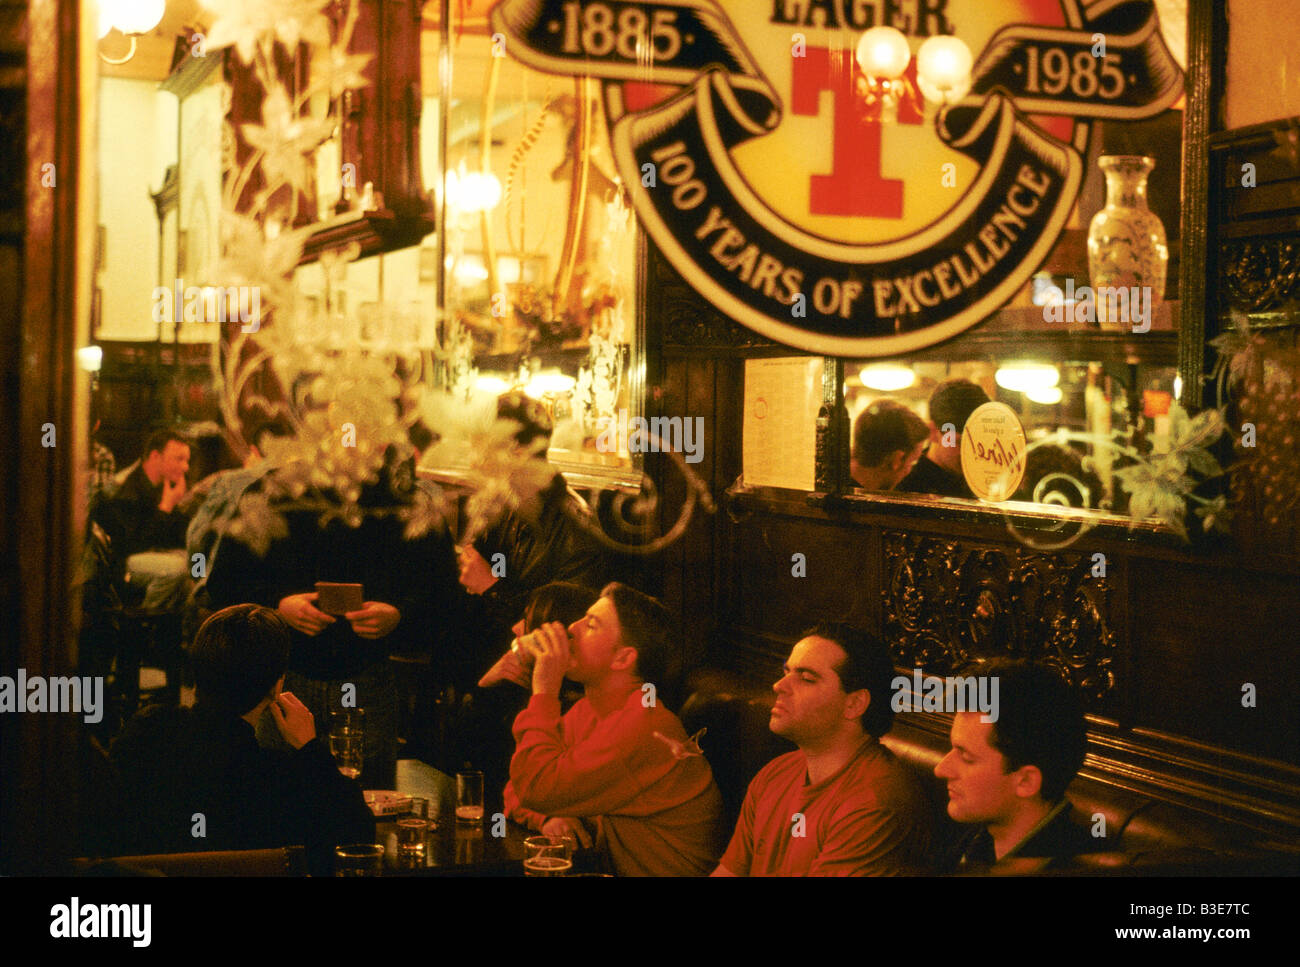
[{"left": 681, "top": 668, "right": 1291, "bottom": 874}]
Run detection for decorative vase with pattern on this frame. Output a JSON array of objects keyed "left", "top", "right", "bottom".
[{"left": 1087, "top": 155, "right": 1167, "bottom": 330}]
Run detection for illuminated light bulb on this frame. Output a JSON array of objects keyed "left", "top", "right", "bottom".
[
  {"left": 1173, "top": 374, "right": 1183, "bottom": 399},
  {"left": 112, "top": 0, "right": 166, "bottom": 35},
  {"left": 859, "top": 363, "right": 916, "bottom": 392},
  {"left": 524, "top": 371, "right": 576, "bottom": 398},
  {"left": 855, "top": 27, "right": 912, "bottom": 81},
  {"left": 1025, "top": 385, "right": 1063, "bottom": 405},
  {"left": 995, "top": 362, "right": 1060, "bottom": 393},
  {"left": 473, "top": 375, "right": 511, "bottom": 395},
  {"left": 915, "top": 35, "right": 973, "bottom": 104},
  {"left": 446, "top": 169, "right": 502, "bottom": 213},
  {"left": 76, "top": 345, "right": 103, "bottom": 373},
  {"left": 98, "top": 0, "right": 118, "bottom": 38}
]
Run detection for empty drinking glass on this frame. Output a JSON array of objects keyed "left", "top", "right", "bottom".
[{"left": 334, "top": 844, "right": 384, "bottom": 876}]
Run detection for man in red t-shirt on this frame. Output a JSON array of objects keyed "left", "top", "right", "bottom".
[
  {"left": 504, "top": 583, "right": 724, "bottom": 876},
  {"left": 713, "top": 623, "right": 933, "bottom": 876}
]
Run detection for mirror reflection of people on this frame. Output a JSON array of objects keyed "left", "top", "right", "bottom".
[
  {"left": 93, "top": 429, "right": 195, "bottom": 611},
  {"left": 896, "top": 379, "right": 990, "bottom": 500},
  {"left": 849, "top": 400, "right": 930, "bottom": 491}
]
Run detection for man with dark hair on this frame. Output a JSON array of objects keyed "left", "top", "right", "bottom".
[
  {"left": 714, "top": 622, "right": 932, "bottom": 876},
  {"left": 897, "top": 379, "right": 990, "bottom": 499},
  {"left": 109, "top": 605, "right": 374, "bottom": 872},
  {"left": 504, "top": 583, "right": 724, "bottom": 876},
  {"left": 850, "top": 400, "right": 931, "bottom": 491},
  {"left": 92, "top": 429, "right": 195, "bottom": 605},
  {"left": 935, "top": 659, "right": 1097, "bottom": 870},
  {"left": 96, "top": 429, "right": 193, "bottom": 558}
]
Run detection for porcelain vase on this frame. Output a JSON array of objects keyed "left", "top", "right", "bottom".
[{"left": 1087, "top": 155, "right": 1168, "bottom": 330}]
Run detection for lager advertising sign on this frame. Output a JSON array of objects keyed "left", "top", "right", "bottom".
[{"left": 492, "top": 0, "right": 1183, "bottom": 356}]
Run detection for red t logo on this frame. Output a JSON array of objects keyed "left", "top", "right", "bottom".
[{"left": 791, "top": 47, "right": 922, "bottom": 220}]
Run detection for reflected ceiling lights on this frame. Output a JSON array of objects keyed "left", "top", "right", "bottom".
[
  {"left": 859, "top": 363, "right": 916, "bottom": 392},
  {"left": 854, "top": 28, "right": 973, "bottom": 120},
  {"left": 995, "top": 362, "right": 1060, "bottom": 393},
  {"left": 1025, "top": 385, "right": 1063, "bottom": 405}
]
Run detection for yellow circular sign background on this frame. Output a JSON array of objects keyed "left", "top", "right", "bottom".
[{"left": 961, "top": 401, "right": 1028, "bottom": 502}]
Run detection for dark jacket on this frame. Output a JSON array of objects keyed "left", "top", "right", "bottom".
[
  {"left": 897, "top": 452, "right": 973, "bottom": 500},
  {"left": 945, "top": 801, "right": 1102, "bottom": 872},
  {"left": 205, "top": 484, "right": 465, "bottom": 681},
  {"left": 94, "top": 464, "right": 190, "bottom": 560},
  {"left": 472, "top": 473, "right": 609, "bottom": 632},
  {"left": 108, "top": 701, "right": 374, "bottom": 873}
]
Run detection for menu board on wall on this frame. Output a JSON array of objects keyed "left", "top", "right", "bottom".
[{"left": 742, "top": 357, "right": 823, "bottom": 491}]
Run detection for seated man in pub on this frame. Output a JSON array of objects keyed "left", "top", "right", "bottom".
[
  {"left": 206, "top": 444, "right": 462, "bottom": 788},
  {"left": 108, "top": 604, "right": 374, "bottom": 873},
  {"left": 714, "top": 623, "right": 933, "bottom": 876},
  {"left": 935, "top": 659, "right": 1099, "bottom": 871},
  {"left": 504, "top": 582, "right": 725, "bottom": 876},
  {"left": 849, "top": 399, "right": 932, "bottom": 491},
  {"left": 93, "top": 427, "right": 195, "bottom": 610},
  {"left": 897, "top": 379, "right": 990, "bottom": 500}
]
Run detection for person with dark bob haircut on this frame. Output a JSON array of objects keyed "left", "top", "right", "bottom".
[
  {"left": 714, "top": 622, "right": 933, "bottom": 876},
  {"left": 935, "top": 659, "right": 1099, "bottom": 871},
  {"left": 108, "top": 605, "right": 374, "bottom": 872},
  {"left": 850, "top": 401, "right": 930, "bottom": 491},
  {"left": 503, "top": 583, "right": 724, "bottom": 875}
]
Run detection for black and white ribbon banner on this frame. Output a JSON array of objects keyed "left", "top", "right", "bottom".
[{"left": 491, "top": 0, "right": 1184, "bottom": 355}]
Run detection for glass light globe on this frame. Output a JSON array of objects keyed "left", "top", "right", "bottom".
[
  {"left": 995, "top": 362, "right": 1060, "bottom": 394},
  {"left": 916, "top": 34, "right": 973, "bottom": 103},
  {"left": 98, "top": 0, "right": 120, "bottom": 38},
  {"left": 113, "top": 0, "right": 166, "bottom": 35},
  {"left": 855, "top": 27, "right": 912, "bottom": 80},
  {"left": 1025, "top": 385, "right": 1063, "bottom": 405},
  {"left": 859, "top": 363, "right": 916, "bottom": 392}
]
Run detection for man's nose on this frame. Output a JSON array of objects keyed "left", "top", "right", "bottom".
[
  {"left": 935, "top": 750, "right": 955, "bottom": 778},
  {"left": 773, "top": 675, "right": 790, "bottom": 695}
]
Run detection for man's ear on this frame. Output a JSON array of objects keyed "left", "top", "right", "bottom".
[
  {"left": 610, "top": 645, "right": 638, "bottom": 674},
  {"left": 1011, "top": 764, "right": 1044, "bottom": 800},
  {"left": 844, "top": 687, "right": 871, "bottom": 722}
]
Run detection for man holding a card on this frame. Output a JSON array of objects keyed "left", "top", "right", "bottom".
[{"left": 206, "top": 447, "right": 463, "bottom": 788}]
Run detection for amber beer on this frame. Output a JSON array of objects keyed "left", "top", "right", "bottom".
[{"left": 523, "top": 856, "right": 573, "bottom": 876}]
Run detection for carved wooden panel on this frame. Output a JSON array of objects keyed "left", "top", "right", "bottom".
[
  {"left": 1219, "top": 236, "right": 1300, "bottom": 314},
  {"left": 882, "top": 532, "right": 1117, "bottom": 707}
]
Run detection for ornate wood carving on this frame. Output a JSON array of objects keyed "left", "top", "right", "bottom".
[
  {"left": 649, "top": 244, "right": 778, "bottom": 351},
  {"left": 1219, "top": 236, "right": 1300, "bottom": 315},
  {"left": 882, "top": 532, "right": 1117, "bottom": 707}
]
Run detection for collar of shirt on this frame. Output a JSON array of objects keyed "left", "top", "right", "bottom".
[
  {"left": 799, "top": 734, "right": 881, "bottom": 799},
  {"left": 999, "top": 798, "right": 1071, "bottom": 861}
]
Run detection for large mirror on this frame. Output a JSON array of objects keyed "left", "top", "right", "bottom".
[{"left": 91, "top": 0, "right": 644, "bottom": 486}]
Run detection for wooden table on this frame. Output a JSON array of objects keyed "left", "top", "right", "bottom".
[{"left": 374, "top": 760, "right": 600, "bottom": 876}]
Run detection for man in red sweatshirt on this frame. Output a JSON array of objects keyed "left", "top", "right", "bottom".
[
  {"left": 504, "top": 583, "right": 724, "bottom": 876},
  {"left": 713, "top": 623, "right": 933, "bottom": 876}
]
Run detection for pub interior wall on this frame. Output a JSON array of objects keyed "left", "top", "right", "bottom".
[{"left": 1226, "top": 0, "right": 1300, "bottom": 129}]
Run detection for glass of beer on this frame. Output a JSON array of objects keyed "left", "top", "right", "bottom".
[
  {"left": 455, "top": 770, "right": 484, "bottom": 823},
  {"left": 523, "top": 835, "right": 573, "bottom": 876}
]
